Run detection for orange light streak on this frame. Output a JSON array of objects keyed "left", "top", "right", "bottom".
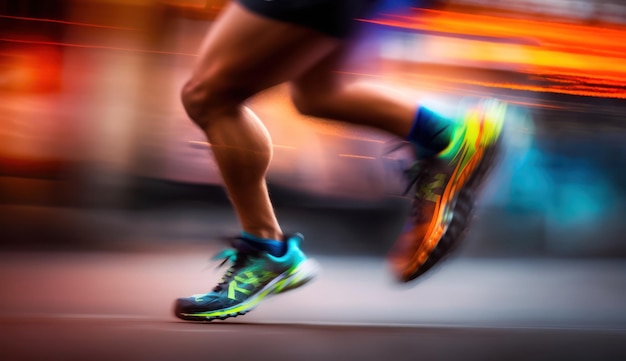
[
  {"left": 366, "top": 8, "right": 626, "bottom": 99},
  {"left": 0, "top": 15, "right": 140, "bottom": 31},
  {"left": 0, "top": 38, "right": 198, "bottom": 57},
  {"left": 338, "top": 154, "right": 377, "bottom": 160}
]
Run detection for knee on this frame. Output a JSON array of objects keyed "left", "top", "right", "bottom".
[
  {"left": 180, "top": 75, "right": 247, "bottom": 129},
  {"left": 180, "top": 80, "right": 206, "bottom": 125}
]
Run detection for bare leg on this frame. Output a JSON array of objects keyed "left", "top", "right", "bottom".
[
  {"left": 291, "top": 45, "right": 507, "bottom": 285},
  {"left": 181, "top": 3, "right": 341, "bottom": 240},
  {"left": 291, "top": 48, "right": 418, "bottom": 139}
]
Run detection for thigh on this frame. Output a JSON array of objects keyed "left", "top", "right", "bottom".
[
  {"left": 289, "top": 45, "right": 351, "bottom": 98},
  {"left": 189, "top": 2, "right": 343, "bottom": 97}
]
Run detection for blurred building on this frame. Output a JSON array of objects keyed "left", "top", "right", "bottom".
[{"left": 1, "top": 0, "right": 626, "bottom": 257}]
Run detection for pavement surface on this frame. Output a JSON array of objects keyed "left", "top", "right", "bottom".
[{"left": 1, "top": 250, "right": 625, "bottom": 361}]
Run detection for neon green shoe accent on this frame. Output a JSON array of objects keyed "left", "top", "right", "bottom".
[
  {"left": 439, "top": 99, "right": 506, "bottom": 166},
  {"left": 181, "top": 260, "right": 316, "bottom": 319},
  {"left": 175, "top": 234, "right": 318, "bottom": 321},
  {"left": 183, "top": 283, "right": 275, "bottom": 319},
  {"left": 418, "top": 173, "right": 446, "bottom": 202},
  {"left": 437, "top": 120, "right": 467, "bottom": 160}
]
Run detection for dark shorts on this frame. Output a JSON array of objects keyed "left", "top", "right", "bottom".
[{"left": 237, "top": 0, "right": 379, "bottom": 39}]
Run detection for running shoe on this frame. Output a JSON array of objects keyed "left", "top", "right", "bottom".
[
  {"left": 174, "top": 233, "right": 318, "bottom": 321},
  {"left": 388, "top": 99, "right": 507, "bottom": 282}
]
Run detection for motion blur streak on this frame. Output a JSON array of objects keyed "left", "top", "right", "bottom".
[
  {"left": 366, "top": 8, "right": 626, "bottom": 98},
  {"left": 0, "top": 37, "right": 198, "bottom": 56},
  {"left": 0, "top": 14, "right": 141, "bottom": 30}
]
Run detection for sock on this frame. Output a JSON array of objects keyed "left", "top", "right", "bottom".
[
  {"left": 407, "top": 106, "right": 456, "bottom": 158},
  {"left": 240, "top": 231, "right": 286, "bottom": 257}
]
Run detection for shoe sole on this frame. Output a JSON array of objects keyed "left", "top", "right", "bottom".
[
  {"left": 175, "top": 258, "right": 319, "bottom": 322},
  {"left": 401, "top": 105, "right": 505, "bottom": 282}
]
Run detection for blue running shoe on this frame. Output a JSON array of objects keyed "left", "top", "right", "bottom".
[{"left": 174, "top": 233, "right": 318, "bottom": 321}]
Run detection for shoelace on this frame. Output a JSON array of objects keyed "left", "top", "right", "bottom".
[
  {"left": 404, "top": 160, "right": 428, "bottom": 196},
  {"left": 406, "top": 160, "right": 442, "bottom": 220},
  {"left": 383, "top": 139, "right": 431, "bottom": 196},
  {"left": 211, "top": 248, "right": 247, "bottom": 292},
  {"left": 384, "top": 139, "right": 442, "bottom": 223}
]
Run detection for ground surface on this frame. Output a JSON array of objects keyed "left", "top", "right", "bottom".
[{"left": 1, "top": 251, "right": 625, "bottom": 361}]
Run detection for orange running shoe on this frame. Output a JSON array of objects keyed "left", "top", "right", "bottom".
[{"left": 388, "top": 99, "right": 507, "bottom": 282}]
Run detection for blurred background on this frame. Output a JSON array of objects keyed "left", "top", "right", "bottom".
[
  {"left": 0, "top": 0, "right": 626, "bottom": 257},
  {"left": 1, "top": 0, "right": 626, "bottom": 257},
  {"left": 2, "top": 1, "right": 626, "bottom": 359}
]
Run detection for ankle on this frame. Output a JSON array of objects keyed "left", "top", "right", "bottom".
[
  {"left": 240, "top": 231, "right": 286, "bottom": 257},
  {"left": 241, "top": 230, "right": 283, "bottom": 242}
]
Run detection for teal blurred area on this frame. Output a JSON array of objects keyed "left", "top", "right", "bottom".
[{"left": 1, "top": 0, "right": 626, "bottom": 258}]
